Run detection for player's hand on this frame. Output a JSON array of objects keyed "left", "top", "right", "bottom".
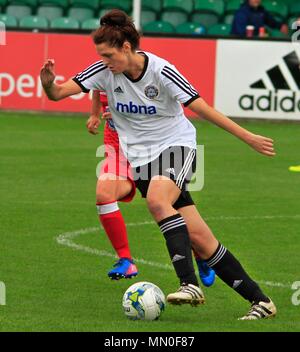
[
  {"left": 40, "top": 59, "right": 56, "bottom": 88},
  {"left": 86, "top": 115, "right": 101, "bottom": 135},
  {"left": 102, "top": 111, "right": 112, "bottom": 120},
  {"left": 246, "top": 133, "right": 275, "bottom": 157}
]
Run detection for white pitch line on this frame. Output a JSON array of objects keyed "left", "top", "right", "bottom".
[
  {"left": 56, "top": 217, "right": 297, "bottom": 289},
  {"left": 56, "top": 221, "right": 172, "bottom": 270}
]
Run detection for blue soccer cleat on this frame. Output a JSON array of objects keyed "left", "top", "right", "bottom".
[
  {"left": 108, "top": 258, "right": 138, "bottom": 280},
  {"left": 196, "top": 259, "right": 215, "bottom": 287}
]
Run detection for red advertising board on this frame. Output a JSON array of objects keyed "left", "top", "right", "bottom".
[
  {"left": 0, "top": 32, "right": 216, "bottom": 113},
  {"left": 0, "top": 32, "right": 45, "bottom": 110}
]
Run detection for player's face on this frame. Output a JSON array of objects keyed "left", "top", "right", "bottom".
[
  {"left": 96, "top": 42, "right": 130, "bottom": 74},
  {"left": 248, "top": 0, "right": 261, "bottom": 7}
]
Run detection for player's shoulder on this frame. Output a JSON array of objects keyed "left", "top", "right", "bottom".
[
  {"left": 75, "top": 60, "right": 108, "bottom": 79},
  {"left": 140, "top": 51, "right": 174, "bottom": 74}
]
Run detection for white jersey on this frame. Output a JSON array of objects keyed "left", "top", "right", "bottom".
[{"left": 73, "top": 51, "right": 199, "bottom": 167}]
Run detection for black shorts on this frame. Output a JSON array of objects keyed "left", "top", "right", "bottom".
[{"left": 133, "top": 146, "right": 196, "bottom": 210}]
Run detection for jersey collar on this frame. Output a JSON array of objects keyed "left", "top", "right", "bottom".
[{"left": 123, "top": 52, "right": 149, "bottom": 83}]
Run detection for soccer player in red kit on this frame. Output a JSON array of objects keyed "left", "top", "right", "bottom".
[{"left": 91, "top": 90, "right": 138, "bottom": 280}]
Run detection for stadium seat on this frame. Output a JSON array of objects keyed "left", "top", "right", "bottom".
[
  {"left": 50, "top": 17, "right": 80, "bottom": 29},
  {"left": 160, "top": 0, "right": 193, "bottom": 28},
  {"left": 225, "top": 0, "right": 243, "bottom": 15},
  {"left": 284, "top": 0, "right": 298, "bottom": 6},
  {"left": 19, "top": 15, "right": 48, "bottom": 29},
  {"left": 142, "top": 0, "right": 161, "bottom": 13},
  {"left": 37, "top": 6, "right": 63, "bottom": 21},
  {"left": 69, "top": 0, "right": 99, "bottom": 10},
  {"left": 161, "top": 10, "right": 188, "bottom": 27},
  {"left": 223, "top": 13, "right": 234, "bottom": 25},
  {"left": 68, "top": 7, "right": 95, "bottom": 22},
  {"left": 190, "top": 13, "right": 219, "bottom": 28},
  {"left": 0, "top": 13, "right": 18, "bottom": 27},
  {"left": 162, "top": 0, "right": 193, "bottom": 14},
  {"left": 98, "top": 8, "right": 113, "bottom": 18},
  {"left": 8, "top": 0, "right": 37, "bottom": 6},
  {"left": 5, "top": 5, "right": 31, "bottom": 20},
  {"left": 289, "top": 2, "right": 300, "bottom": 17},
  {"left": 176, "top": 22, "right": 206, "bottom": 35},
  {"left": 141, "top": 10, "right": 157, "bottom": 26},
  {"left": 268, "top": 28, "right": 289, "bottom": 38},
  {"left": 193, "top": 0, "right": 225, "bottom": 16},
  {"left": 207, "top": 23, "right": 231, "bottom": 35},
  {"left": 191, "top": 0, "right": 224, "bottom": 28},
  {"left": 100, "top": 0, "right": 132, "bottom": 13},
  {"left": 143, "top": 20, "right": 175, "bottom": 33},
  {"left": 263, "top": 1, "right": 288, "bottom": 21},
  {"left": 39, "top": 0, "right": 68, "bottom": 9},
  {"left": 81, "top": 18, "right": 99, "bottom": 30}
]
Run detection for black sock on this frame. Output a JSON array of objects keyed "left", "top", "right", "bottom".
[
  {"left": 207, "top": 243, "right": 269, "bottom": 303},
  {"left": 159, "top": 214, "right": 198, "bottom": 287}
]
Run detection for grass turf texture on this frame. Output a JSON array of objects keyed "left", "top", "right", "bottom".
[{"left": 0, "top": 111, "right": 299, "bottom": 332}]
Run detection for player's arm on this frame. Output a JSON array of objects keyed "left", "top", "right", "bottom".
[
  {"left": 188, "top": 97, "right": 275, "bottom": 157},
  {"left": 86, "top": 90, "right": 102, "bottom": 135},
  {"left": 40, "top": 59, "right": 82, "bottom": 101}
]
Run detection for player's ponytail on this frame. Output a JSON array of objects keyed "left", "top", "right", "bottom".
[
  {"left": 93, "top": 9, "right": 140, "bottom": 51},
  {"left": 100, "top": 9, "right": 129, "bottom": 28}
]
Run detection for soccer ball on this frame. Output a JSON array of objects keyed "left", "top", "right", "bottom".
[{"left": 122, "top": 281, "right": 166, "bottom": 321}]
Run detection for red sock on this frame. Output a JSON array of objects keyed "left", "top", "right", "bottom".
[{"left": 97, "top": 202, "right": 132, "bottom": 259}]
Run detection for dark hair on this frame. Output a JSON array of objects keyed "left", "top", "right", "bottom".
[{"left": 93, "top": 9, "right": 140, "bottom": 51}]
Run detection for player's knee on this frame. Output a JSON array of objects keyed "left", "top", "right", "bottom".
[{"left": 96, "top": 187, "right": 116, "bottom": 203}]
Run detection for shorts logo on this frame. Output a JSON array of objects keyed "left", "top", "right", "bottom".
[
  {"left": 145, "top": 85, "right": 159, "bottom": 99},
  {"left": 165, "top": 168, "right": 176, "bottom": 176}
]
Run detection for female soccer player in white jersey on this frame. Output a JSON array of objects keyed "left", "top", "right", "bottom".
[
  {"left": 89, "top": 90, "right": 215, "bottom": 286},
  {"left": 40, "top": 9, "right": 277, "bottom": 320}
]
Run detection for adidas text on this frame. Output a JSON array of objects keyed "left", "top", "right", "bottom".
[{"left": 239, "top": 91, "right": 300, "bottom": 113}]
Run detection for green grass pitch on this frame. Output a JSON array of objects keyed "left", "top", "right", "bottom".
[{"left": 0, "top": 111, "right": 300, "bottom": 332}]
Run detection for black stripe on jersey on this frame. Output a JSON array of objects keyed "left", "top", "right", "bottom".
[
  {"left": 76, "top": 61, "right": 104, "bottom": 79},
  {"left": 183, "top": 95, "right": 200, "bottom": 107},
  {"left": 76, "top": 66, "right": 107, "bottom": 83},
  {"left": 162, "top": 71, "right": 196, "bottom": 98},
  {"left": 72, "top": 77, "right": 90, "bottom": 93},
  {"left": 76, "top": 64, "right": 107, "bottom": 82},
  {"left": 163, "top": 66, "right": 198, "bottom": 96}
]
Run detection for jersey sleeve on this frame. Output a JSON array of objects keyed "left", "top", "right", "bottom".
[
  {"left": 160, "top": 64, "right": 200, "bottom": 106},
  {"left": 72, "top": 61, "right": 108, "bottom": 93}
]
